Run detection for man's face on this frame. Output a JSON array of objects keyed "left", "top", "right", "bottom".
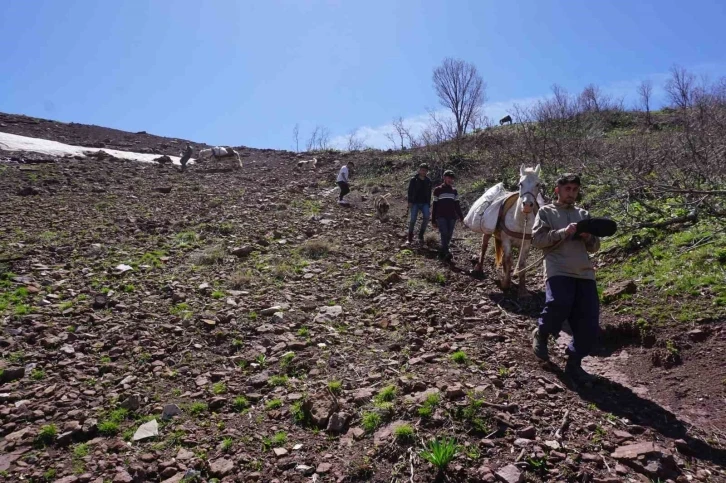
[
  {"left": 444, "top": 175, "right": 454, "bottom": 185},
  {"left": 418, "top": 168, "right": 428, "bottom": 178},
  {"left": 556, "top": 183, "right": 580, "bottom": 204}
]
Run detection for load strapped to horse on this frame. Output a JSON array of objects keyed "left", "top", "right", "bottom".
[
  {"left": 196, "top": 146, "right": 243, "bottom": 169},
  {"left": 466, "top": 165, "right": 544, "bottom": 297}
]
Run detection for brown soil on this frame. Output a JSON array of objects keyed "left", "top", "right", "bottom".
[{"left": 0, "top": 112, "right": 724, "bottom": 483}]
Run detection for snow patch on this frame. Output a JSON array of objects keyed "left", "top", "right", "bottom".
[{"left": 0, "top": 132, "right": 194, "bottom": 165}]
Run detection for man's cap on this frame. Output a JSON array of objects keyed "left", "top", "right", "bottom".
[
  {"left": 556, "top": 173, "right": 581, "bottom": 186},
  {"left": 443, "top": 170, "right": 455, "bottom": 178},
  {"left": 419, "top": 163, "right": 429, "bottom": 170}
]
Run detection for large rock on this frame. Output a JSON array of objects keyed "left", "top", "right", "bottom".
[
  {"left": 132, "top": 419, "right": 159, "bottom": 441},
  {"left": 0, "top": 367, "right": 25, "bottom": 383},
  {"left": 209, "top": 457, "right": 234, "bottom": 477},
  {"left": 495, "top": 464, "right": 523, "bottom": 483},
  {"left": 602, "top": 280, "right": 637, "bottom": 303},
  {"left": 306, "top": 393, "right": 338, "bottom": 428},
  {"left": 326, "top": 412, "right": 350, "bottom": 434},
  {"left": 314, "top": 305, "right": 343, "bottom": 323}
]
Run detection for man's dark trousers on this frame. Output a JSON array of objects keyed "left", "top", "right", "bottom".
[{"left": 538, "top": 276, "right": 599, "bottom": 362}]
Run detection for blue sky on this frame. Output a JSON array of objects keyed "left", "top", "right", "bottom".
[{"left": 1, "top": 0, "right": 725, "bottom": 150}]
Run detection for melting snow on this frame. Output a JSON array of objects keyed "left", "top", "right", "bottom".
[{"left": 0, "top": 131, "right": 194, "bottom": 165}]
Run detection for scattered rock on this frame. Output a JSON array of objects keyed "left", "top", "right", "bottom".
[
  {"left": 231, "top": 246, "right": 255, "bottom": 258},
  {"left": 162, "top": 404, "right": 182, "bottom": 419},
  {"left": 0, "top": 367, "right": 25, "bottom": 383},
  {"left": 209, "top": 457, "right": 234, "bottom": 477},
  {"left": 132, "top": 419, "right": 159, "bottom": 441},
  {"left": 314, "top": 305, "right": 343, "bottom": 323},
  {"left": 602, "top": 280, "right": 637, "bottom": 303},
  {"left": 316, "top": 462, "right": 332, "bottom": 474},
  {"left": 273, "top": 447, "right": 288, "bottom": 457},
  {"left": 495, "top": 464, "right": 523, "bottom": 483},
  {"left": 17, "top": 186, "right": 40, "bottom": 196}
]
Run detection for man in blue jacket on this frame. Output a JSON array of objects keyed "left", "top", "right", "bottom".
[{"left": 407, "top": 163, "right": 433, "bottom": 244}]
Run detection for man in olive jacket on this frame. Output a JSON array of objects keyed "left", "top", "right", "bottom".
[{"left": 531, "top": 173, "right": 601, "bottom": 383}]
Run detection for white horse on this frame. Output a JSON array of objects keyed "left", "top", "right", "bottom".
[
  {"left": 197, "top": 146, "right": 242, "bottom": 169},
  {"left": 473, "top": 165, "right": 542, "bottom": 297}
]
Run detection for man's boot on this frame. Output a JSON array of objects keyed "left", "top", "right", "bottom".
[
  {"left": 532, "top": 328, "right": 549, "bottom": 361},
  {"left": 418, "top": 231, "right": 425, "bottom": 245},
  {"left": 565, "top": 357, "right": 596, "bottom": 384},
  {"left": 407, "top": 232, "right": 414, "bottom": 244}
]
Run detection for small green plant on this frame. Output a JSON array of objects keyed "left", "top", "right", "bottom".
[
  {"left": 328, "top": 380, "right": 342, "bottom": 395},
  {"left": 268, "top": 375, "right": 289, "bottom": 387},
  {"left": 212, "top": 382, "right": 227, "bottom": 394},
  {"left": 36, "top": 424, "right": 58, "bottom": 445},
  {"left": 98, "top": 420, "right": 120, "bottom": 436},
  {"left": 73, "top": 443, "right": 90, "bottom": 458},
  {"left": 169, "top": 302, "right": 193, "bottom": 320},
  {"left": 100, "top": 355, "right": 112, "bottom": 364},
  {"left": 393, "top": 423, "right": 415, "bottom": 442},
  {"left": 362, "top": 411, "right": 382, "bottom": 433},
  {"left": 497, "top": 367, "right": 510, "bottom": 378},
  {"left": 418, "top": 392, "right": 440, "bottom": 418},
  {"left": 14, "top": 304, "right": 31, "bottom": 316},
  {"left": 266, "top": 399, "right": 283, "bottom": 410},
  {"left": 280, "top": 352, "right": 295, "bottom": 368},
  {"left": 297, "top": 327, "right": 309, "bottom": 337},
  {"left": 221, "top": 437, "right": 234, "bottom": 452},
  {"left": 249, "top": 311, "right": 259, "bottom": 321},
  {"left": 189, "top": 402, "right": 208, "bottom": 416},
  {"left": 272, "top": 431, "right": 287, "bottom": 446},
  {"left": 59, "top": 301, "right": 74, "bottom": 311},
  {"left": 291, "top": 400, "right": 308, "bottom": 424},
  {"left": 255, "top": 354, "right": 267, "bottom": 367},
  {"left": 233, "top": 396, "right": 250, "bottom": 411},
  {"left": 666, "top": 339, "right": 679, "bottom": 356},
  {"left": 43, "top": 468, "right": 57, "bottom": 480},
  {"left": 420, "top": 437, "right": 458, "bottom": 471},
  {"left": 211, "top": 290, "right": 225, "bottom": 299},
  {"left": 122, "top": 284, "right": 135, "bottom": 293},
  {"left": 375, "top": 384, "right": 396, "bottom": 403},
  {"left": 450, "top": 351, "right": 468, "bottom": 364},
  {"left": 30, "top": 368, "right": 46, "bottom": 380}
]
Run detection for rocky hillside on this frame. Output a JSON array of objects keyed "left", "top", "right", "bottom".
[{"left": 0, "top": 113, "right": 724, "bottom": 483}]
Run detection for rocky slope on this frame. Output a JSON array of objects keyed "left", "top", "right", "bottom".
[{"left": 0, "top": 113, "right": 724, "bottom": 483}]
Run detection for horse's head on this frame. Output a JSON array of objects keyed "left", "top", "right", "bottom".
[{"left": 518, "top": 164, "right": 542, "bottom": 215}]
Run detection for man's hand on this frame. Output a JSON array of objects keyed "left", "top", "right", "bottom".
[
  {"left": 564, "top": 223, "right": 578, "bottom": 236},
  {"left": 580, "top": 232, "right": 592, "bottom": 242}
]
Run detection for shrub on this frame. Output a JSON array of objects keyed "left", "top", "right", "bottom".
[
  {"left": 450, "top": 351, "right": 468, "bottom": 364},
  {"left": 394, "top": 423, "right": 415, "bottom": 442},
  {"left": 300, "top": 238, "right": 332, "bottom": 259},
  {"left": 362, "top": 411, "right": 382, "bottom": 432}
]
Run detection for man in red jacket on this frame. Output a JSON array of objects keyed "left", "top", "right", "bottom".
[{"left": 431, "top": 170, "right": 465, "bottom": 261}]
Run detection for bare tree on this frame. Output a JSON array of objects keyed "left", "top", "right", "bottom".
[
  {"left": 292, "top": 123, "right": 300, "bottom": 152},
  {"left": 306, "top": 126, "right": 320, "bottom": 152},
  {"left": 316, "top": 126, "right": 331, "bottom": 151},
  {"left": 637, "top": 80, "right": 653, "bottom": 125},
  {"left": 432, "top": 58, "right": 486, "bottom": 140},
  {"left": 346, "top": 129, "right": 367, "bottom": 151},
  {"left": 665, "top": 65, "right": 695, "bottom": 110}
]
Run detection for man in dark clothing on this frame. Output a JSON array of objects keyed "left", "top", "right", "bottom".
[
  {"left": 431, "top": 170, "right": 465, "bottom": 260},
  {"left": 179, "top": 144, "right": 193, "bottom": 172},
  {"left": 407, "top": 163, "right": 433, "bottom": 244},
  {"left": 531, "top": 173, "right": 601, "bottom": 384}
]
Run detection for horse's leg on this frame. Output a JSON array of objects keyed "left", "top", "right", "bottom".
[
  {"left": 501, "top": 236, "right": 512, "bottom": 289},
  {"left": 473, "top": 233, "right": 492, "bottom": 272},
  {"left": 517, "top": 240, "right": 532, "bottom": 298}
]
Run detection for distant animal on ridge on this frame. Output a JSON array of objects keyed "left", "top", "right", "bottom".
[
  {"left": 374, "top": 194, "right": 391, "bottom": 221},
  {"left": 297, "top": 157, "right": 318, "bottom": 169},
  {"left": 499, "top": 115, "right": 513, "bottom": 126},
  {"left": 197, "top": 146, "right": 242, "bottom": 169}
]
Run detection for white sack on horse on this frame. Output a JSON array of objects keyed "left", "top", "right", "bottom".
[
  {"left": 212, "top": 146, "right": 227, "bottom": 157},
  {"left": 464, "top": 183, "right": 508, "bottom": 234}
]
